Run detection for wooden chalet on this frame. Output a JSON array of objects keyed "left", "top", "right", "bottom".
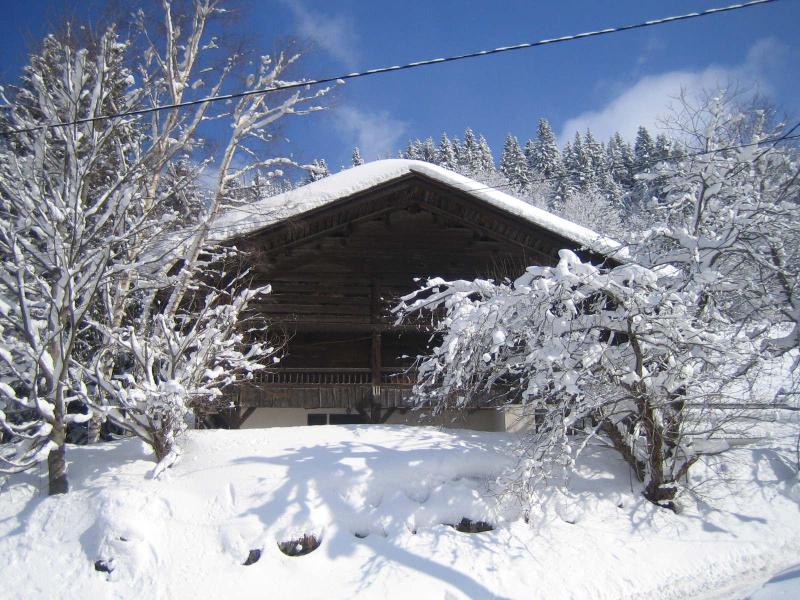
[{"left": 209, "top": 160, "right": 615, "bottom": 430}]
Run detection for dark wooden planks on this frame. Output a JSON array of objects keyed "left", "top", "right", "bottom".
[{"left": 219, "top": 173, "right": 597, "bottom": 410}]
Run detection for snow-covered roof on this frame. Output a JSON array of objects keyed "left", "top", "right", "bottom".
[{"left": 210, "top": 159, "right": 620, "bottom": 256}]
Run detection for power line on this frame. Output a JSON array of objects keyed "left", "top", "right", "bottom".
[{"left": 1, "top": 0, "right": 779, "bottom": 136}]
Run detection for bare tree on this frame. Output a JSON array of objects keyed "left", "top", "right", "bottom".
[
  {"left": 395, "top": 93, "right": 799, "bottom": 508},
  {"left": 645, "top": 90, "right": 800, "bottom": 363},
  {"left": 0, "top": 0, "right": 333, "bottom": 488},
  {"left": 395, "top": 251, "right": 748, "bottom": 507},
  {"left": 0, "top": 27, "right": 146, "bottom": 493},
  {"left": 85, "top": 0, "right": 331, "bottom": 468}
]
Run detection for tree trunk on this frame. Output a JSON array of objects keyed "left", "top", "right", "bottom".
[
  {"left": 152, "top": 430, "right": 172, "bottom": 464},
  {"left": 47, "top": 393, "right": 69, "bottom": 495},
  {"left": 643, "top": 480, "right": 678, "bottom": 506},
  {"left": 87, "top": 415, "right": 103, "bottom": 444},
  {"left": 601, "top": 419, "right": 646, "bottom": 481},
  {"left": 639, "top": 398, "right": 677, "bottom": 507},
  {"left": 47, "top": 443, "right": 69, "bottom": 495}
]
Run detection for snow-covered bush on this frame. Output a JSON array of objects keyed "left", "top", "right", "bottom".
[
  {"left": 91, "top": 275, "right": 276, "bottom": 469},
  {"left": 396, "top": 250, "right": 749, "bottom": 505},
  {"left": 396, "top": 95, "right": 799, "bottom": 506}
]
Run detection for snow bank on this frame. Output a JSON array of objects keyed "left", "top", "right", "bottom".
[
  {"left": 1, "top": 426, "right": 798, "bottom": 599},
  {"left": 209, "top": 160, "right": 621, "bottom": 256}
]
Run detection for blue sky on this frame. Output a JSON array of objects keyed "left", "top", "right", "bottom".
[{"left": 1, "top": 0, "right": 798, "bottom": 171}]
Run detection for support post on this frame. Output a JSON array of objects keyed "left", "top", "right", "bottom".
[
  {"left": 370, "top": 279, "right": 382, "bottom": 423},
  {"left": 371, "top": 330, "right": 382, "bottom": 423}
]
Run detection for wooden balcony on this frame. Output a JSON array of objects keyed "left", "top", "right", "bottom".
[
  {"left": 251, "top": 367, "right": 415, "bottom": 387},
  {"left": 238, "top": 367, "right": 416, "bottom": 409}
]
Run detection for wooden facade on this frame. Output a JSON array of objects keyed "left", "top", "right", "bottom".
[{"left": 219, "top": 170, "right": 599, "bottom": 424}]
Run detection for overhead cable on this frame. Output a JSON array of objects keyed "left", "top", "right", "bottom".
[{"left": 0, "top": 0, "right": 779, "bottom": 136}]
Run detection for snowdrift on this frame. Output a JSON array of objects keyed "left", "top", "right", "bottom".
[{"left": 1, "top": 426, "right": 798, "bottom": 599}]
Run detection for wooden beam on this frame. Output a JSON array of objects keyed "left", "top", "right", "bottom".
[
  {"left": 379, "top": 407, "right": 397, "bottom": 424},
  {"left": 237, "top": 407, "right": 256, "bottom": 428},
  {"left": 243, "top": 184, "right": 418, "bottom": 258},
  {"left": 371, "top": 279, "right": 383, "bottom": 387},
  {"left": 370, "top": 331, "right": 382, "bottom": 423},
  {"left": 220, "top": 406, "right": 258, "bottom": 429},
  {"left": 371, "top": 334, "right": 382, "bottom": 386}
]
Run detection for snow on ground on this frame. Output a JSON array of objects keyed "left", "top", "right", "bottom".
[
  {"left": 1, "top": 425, "right": 798, "bottom": 600},
  {"left": 748, "top": 564, "right": 800, "bottom": 598}
]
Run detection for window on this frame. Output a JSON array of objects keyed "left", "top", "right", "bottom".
[
  {"left": 329, "top": 413, "right": 367, "bottom": 425},
  {"left": 306, "top": 413, "right": 368, "bottom": 425}
]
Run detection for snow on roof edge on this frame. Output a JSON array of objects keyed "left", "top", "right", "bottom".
[
  {"left": 405, "top": 161, "right": 622, "bottom": 257},
  {"left": 209, "top": 159, "right": 622, "bottom": 258}
]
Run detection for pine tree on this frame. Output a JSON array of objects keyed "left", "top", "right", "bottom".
[
  {"left": 528, "top": 118, "right": 563, "bottom": 180},
  {"left": 500, "top": 134, "right": 528, "bottom": 190},
  {"left": 402, "top": 138, "right": 423, "bottom": 160},
  {"left": 607, "top": 132, "right": 635, "bottom": 189},
  {"left": 654, "top": 133, "right": 672, "bottom": 163},
  {"left": 633, "top": 126, "right": 657, "bottom": 203},
  {"left": 523, "top": 138, "right": 537, "bottom": 173},
  {"left": 461, "top": 128, "right": 480, "bottom": 173},
  {"left": 437, "top": 133, "right": 458, "bottom": 170},
  {"left": 556, "top": 140, "right": 575, "bottom": 205},
  {"left": 352, "top": 147, "right": 364, "bottom": 166},
  {"left": 582, "top": 129, "right": 624, "bottom": 205},
  {"left": 565, "top": 132, "right": 592, "bottom": 191},
  {"left": 476, "top": 134, "right": 495, "bottom": 173},
  {"left": 562, "top": 141, "right": 573, "bottom": 168},
  {"left": 420, "top": 137, "right": 437, "bottom": 163},
  {"left": 651, "top": 134, "right": 675, "bottom": 198},
  {"left": 451, "top": 135, "right": 463, "bottom": 167},
  {"left": 583, "top": 129, "right": 607, "bottom": 183},
  {"left": 633, "top": 126, "right": 656, "bottom": 175},
  {"left": 670, "top": 139, "right": 686, "bottom": 162}
]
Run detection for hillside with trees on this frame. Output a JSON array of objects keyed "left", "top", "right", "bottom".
[{"left": 397, "top": 118, "right": 694, "bottom": 238}]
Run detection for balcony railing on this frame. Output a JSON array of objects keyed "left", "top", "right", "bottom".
[{"left": 250, "top": 367, "right": 415, "bottom": 387}]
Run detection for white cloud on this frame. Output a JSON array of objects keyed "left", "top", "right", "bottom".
[
  {"left": 333, "top": 106, "right": 408, "bottom": 162},
  {"left": 635, "top": 36, "right": 666, "bottom": 68},
  {"left": 558, "top": 38, "right": 787, "bottom": 145},
  {"left": 280, "top": 0, "right": 359, "bottom": 67}
]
